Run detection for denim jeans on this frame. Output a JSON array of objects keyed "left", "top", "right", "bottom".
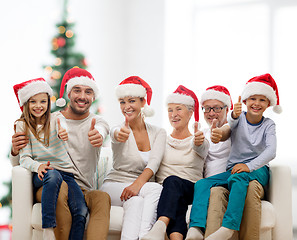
[{"left": 33, "top": 169, "right": 88, "bottom": 240}]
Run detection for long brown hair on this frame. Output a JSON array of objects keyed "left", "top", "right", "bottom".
[{"left": 16, "top": 94, "right": 51, "bottom": 146}]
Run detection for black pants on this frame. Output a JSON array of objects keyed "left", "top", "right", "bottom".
[{"left": 157, "top": 175, "right": 195, "bottom": 238}]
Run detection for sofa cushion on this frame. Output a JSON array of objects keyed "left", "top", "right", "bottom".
[
  {"left": 109, "top": 206, "right": 124, "bottom": 233},
  {"left": 260, "top": 200, "right": 276, "bottom": 229},
  {"left": 31, "top": 203, "right": 42, "bottom": 230}
]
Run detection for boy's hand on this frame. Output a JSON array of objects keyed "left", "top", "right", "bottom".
[
  {"left": 210, "top": 119, "right": 222, "bottom": 144},
  {"left": 232, "top": 96, "right": 242, "bottom": 119},
  {"left": 11, "top": 132, "right": 29, "bottom": 156},
  {"left": 231, "top": 163, "right": 250, "bottom": 174},
  {"left": 57, "top": 118, "right": 68, "bottom": 141},
  {"left": 88, "top": 118, "right": 103, "bottom": 148},
  {"left": 116, "top": 116, "right": 131, "bottom": 142},
  {"left": 194, "top": 122, "right": 204, "bottom": 146},
  {"left": 37, "top": 161, "right": 53, "bottom": 180}
]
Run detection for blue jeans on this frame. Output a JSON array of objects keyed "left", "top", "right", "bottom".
[
  {"left": 33, "top": 169, "right": 88, "bottom": 239},
  {"left": 189, "top": 166, "right": 269, "bottom": 231}
]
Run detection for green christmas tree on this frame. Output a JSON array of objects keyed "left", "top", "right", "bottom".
[
  {"left": 45, "top": 0, "right": 100, "bottom": 113},
  {"left": 0, "top": 0, "right": 100, "bottom": 220}
]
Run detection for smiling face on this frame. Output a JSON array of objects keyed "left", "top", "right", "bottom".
[
  {"left": 28, "top": 93, "right": 49, "bottom": 123},
  {"left": 119, "top": 96, "right": 145, "bottom": 122},
  {"left": 244, "top": 94, "right": 270, "bottom": 122},
  {"left": 202, "top": 99, "right": 228, "bottom": 128},
  {"left": 68, "top": 85, "right": 95, "bottom": 117},
  {"left": 167, "top": 103, "right": 193, "bottom": 131}
]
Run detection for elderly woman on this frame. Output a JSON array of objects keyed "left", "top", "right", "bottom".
[
  {"left": 100, "top": 76, "right": 167, "bottom": 240},
  {"left": 141, "top": 85, "right": 209, "bottom": 240}
]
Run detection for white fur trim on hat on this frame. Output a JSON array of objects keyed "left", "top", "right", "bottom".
[
  {"left": 241, "top": 82, "right": 277, "bottom": 106},
  {"left": 166, "top": 93, "right": 195, "bottom": 106},
  {"left": 18, "top": 81, "right": 53, "bottom": 106},
  {"left": 66, "top": 76, "right": 99, "bottom": 98},
  {"left": 115, "top": 84, "right": 146, "bottom": 99},
  {"left": 201, "top": 90, "right": 231, "bottom": 109}
]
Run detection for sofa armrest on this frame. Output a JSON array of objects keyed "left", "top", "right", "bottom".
[
  {"left": 268, "top": 165, "right": 293, "bottom": 240},
  {"left": 12, "top": 166, "right": 33, "bottom": 240}
]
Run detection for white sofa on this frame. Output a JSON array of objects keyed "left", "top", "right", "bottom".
[{"left": 12, "top": 147, "right": 293, "bottom": 240}]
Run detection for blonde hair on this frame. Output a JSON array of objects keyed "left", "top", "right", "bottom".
[{"left": 15, "top": 94, "right": 51, "bottom": 147}]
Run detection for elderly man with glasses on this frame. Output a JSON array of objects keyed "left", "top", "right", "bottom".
[{"left": 188, "top": 85, "right": 265, "bottom": 240}]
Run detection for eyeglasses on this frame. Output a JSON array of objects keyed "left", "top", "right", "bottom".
[{"left": 202, "top": 106, "right": 227, "bottom": 113}]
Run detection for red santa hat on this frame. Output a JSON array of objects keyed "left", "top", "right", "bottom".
[
  {"left": 115, "top": 76, "right": 154, "bottom": 117},
  {"left": 166, "top": 85, "right": 199, "bottom": 122},
  {"left": 13, "top": 78, "right": 53, "bottom": 111},
  {"left": 241, "top": 73, "right": 281, "bottom": 113},
  {"left": 56, "top": 67, "right": 99, "bottom": 107},
  {"left": 200, "top": 85, "right": 233, "bottom": 110}
]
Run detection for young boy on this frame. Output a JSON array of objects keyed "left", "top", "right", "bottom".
[{"left": 186, "top": 73, "right": 281, "bottom": 240}]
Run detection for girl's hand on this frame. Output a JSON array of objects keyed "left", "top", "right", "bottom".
[
  {"left": 232, "top": 96, "right": 242, "bottom": 119},
  {"left": 120, "top": 182, "right": 141, "bottom": 201},
  {"left": 37, "top": 161, "right": 53, "bottom": 180},
  {"left": 194, "top": 122, "right": 205, "bottom": 146},
  {"left": 116, "top": 116, "right": 131, "bottom": 143},
  {"left": 231, "top": 163, "right": 250, "bottom": 174},
  {"left": 57, "top": 118, "right": 68, "bottom": 141}
]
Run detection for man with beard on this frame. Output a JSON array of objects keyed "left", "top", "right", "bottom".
[{"left": 10, "top": 68, "right": 111, "bottom": 240}]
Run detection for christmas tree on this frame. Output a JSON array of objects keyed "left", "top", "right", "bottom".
[
  {"left": 0, "top": 0, "right": 99, "bottom": 220},
  {"left": 45, "top": 0, "right": 100, "bottom": 113}
]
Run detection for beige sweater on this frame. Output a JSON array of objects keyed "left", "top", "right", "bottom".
[
  {"left": 104, "top": 122, "right": 167, "bottom": 183},
  {"left": 155, "top": 135, "right": 209, "bottom": 184}
]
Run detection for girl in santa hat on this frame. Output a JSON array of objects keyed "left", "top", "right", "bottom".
[
  {"left": 100, "top": 76, "right": 167, "bottom": 240},
  {"left": 186, "top": 73, "right": 280, "bottom": 240},
  {"left": 13, "top": 78, "right": 88, "bottom": 240},
  {"left": 141, "top": 85, "right": 208, "bottom": 240}
]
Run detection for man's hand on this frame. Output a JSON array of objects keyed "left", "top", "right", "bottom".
[
  {"left": 11, "top": 131, "right": 29, "bottom": 156},
  {"left": 88, "top": 118, "right": 103, "bottom": 148},
  {"left": 210, "top": 119, "right": 222, "bottom": 144},
  {"left": 232, "top": 96, "right": 242, "bottom": 119},
  {"left": 194, "top": 122, "right": 204, "bottom": 146},
  {"left": 116, "top": 116, "right": 131, "bottom": 143},
  {"left": 231, "top": 163, "right": 250, "bottom": 174},
  {"left": 57, "top": 118, "right": 68, "bottom": 141},
  {"left": 37, "top": 161, "right": 53, "bottom": 180}
]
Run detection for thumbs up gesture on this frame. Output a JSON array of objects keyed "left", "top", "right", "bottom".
[
  {"left": 210, "top": 119, "right": 223, "bottom": 144},
  {"left": 194, "top": 122, "right": 204, "bottom": 146},
  {"left": 57, "top": 118, "right": 68, "bottom": 141},
  {"left": 232, "top": 96, "right": 242, "bottom": 119},
  {"left": 88, "top": 118, "right": 103, "bottom": 148},
  {"left": 116, "top": 116, "right": 131, "bottom": 142}
]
